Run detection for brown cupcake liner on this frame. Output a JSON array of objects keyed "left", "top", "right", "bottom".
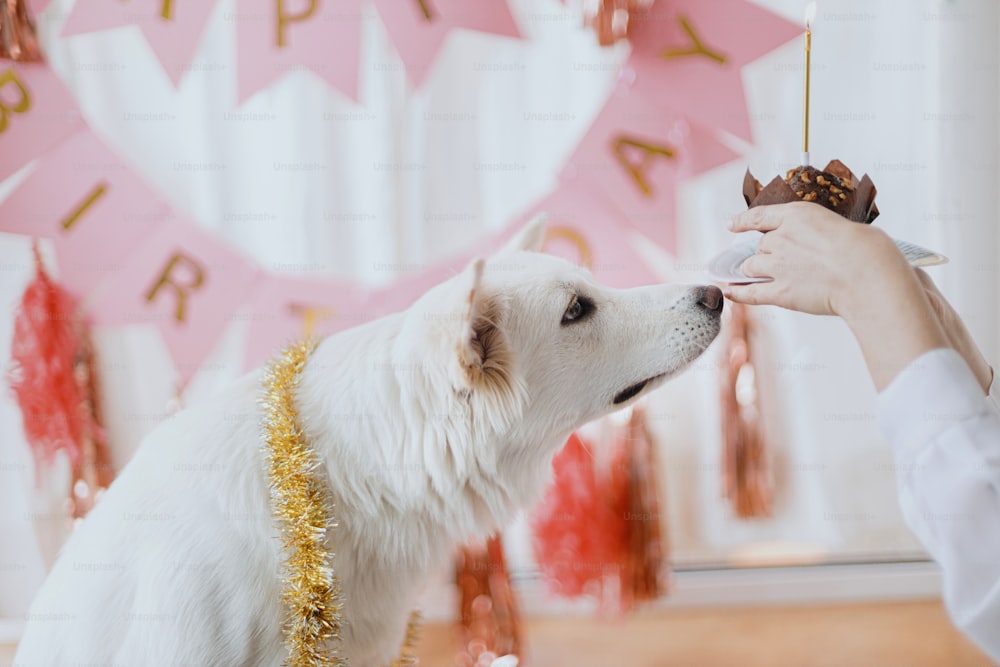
[{"left": 743, "top": 159, "right": 879, "bottom": 224}]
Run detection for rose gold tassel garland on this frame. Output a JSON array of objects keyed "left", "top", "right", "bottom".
[
  {"left": 620, "top": 407, "right": 669, "bottom": 607},
  {"left": 585, "top": 0, "right": 653, "bottom": 46},
  {"left": 455, "top": 534, "right": 522, "bottom": 667},
  {"left": 67, "top": 325, "right": 115, "bottom": 520},
  {"left": 720, "top": 302, "right": 772, "bottom": 518},
  {"left": 1, "top": 0, "right": 43, "bottom": 62}
]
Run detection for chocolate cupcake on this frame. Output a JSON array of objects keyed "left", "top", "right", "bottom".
[{"left": 743, "top": 159, "right": 879, "bottom": 223}]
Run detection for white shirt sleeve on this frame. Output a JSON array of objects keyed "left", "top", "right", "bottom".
[{"left": 877, "top": 348, "right": 1000, "bottom": 662}]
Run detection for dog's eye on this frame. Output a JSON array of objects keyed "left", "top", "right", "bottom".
[{"left": 561, "top": 295, "right": 594, "bottom": 325}]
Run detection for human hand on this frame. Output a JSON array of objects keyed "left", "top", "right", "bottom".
[
  {"left": 721, "top": 202, "right": 951, "bottom": 391},
  {"left": 723, "top": 202, "right": 912, "bottom": 321}
]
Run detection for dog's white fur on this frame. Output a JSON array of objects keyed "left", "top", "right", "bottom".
[{"left": 15, "top": 219, "right": 722, "bottom": 666}]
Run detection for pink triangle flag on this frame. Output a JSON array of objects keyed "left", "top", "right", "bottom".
[
  {"left": 243, "top": 274, "right": 370, "bottom": 370},
  {"left": 627, "top": 0, "right": 801, "bottom": 141},
  {"left": 88, "top": 219, "right": 263, "bottom": 386},
  {"left": 565, "top": 88, "right": 738, "bottom": 253},
  {"left": 0, "top": 130, "right": 173, "bottom": 297},
  {"left": 515, "top": 186, "right": 660, "bottom": 288},
  {"left": 372, "top": 0, "right": 521, "bottom": 87},
  {"left": 235, "top": 0, "right": 365, "bottom": 103},
  {"left": 61, "top": 0, "right": 219, "bottom": 87},
  {"left": 0, "top": 62, "right": 83, "bottom": 182}
]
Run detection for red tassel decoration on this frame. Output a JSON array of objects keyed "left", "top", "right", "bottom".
[
  {"left": 1, "top": 0, "right": 43, "bottom": 62},
  {"left": 720, "top": 302, "right": 772, "bottom": 518},
  {"left": 530, "top": 433, "right": 611, "bottom": 598},
  {"left": 455, "top": 534, "right": 523, "bottom": 667},
  {"left": 532, "top": 413, "right": 670, "bottom": 616},
  {"left": 8, "top": 243, "right": 114, "bottom": 519}
]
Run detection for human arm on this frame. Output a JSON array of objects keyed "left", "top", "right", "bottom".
[{"left": 724, "top": 203, "right": 1000, "bottom": 658}]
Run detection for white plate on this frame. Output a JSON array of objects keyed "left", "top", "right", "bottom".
[
  {"left": 707, "top": 234, "right": 948, "bottom": 285},
  {"left": 706, "top": 239, "right": 772, "bottom": 284}
]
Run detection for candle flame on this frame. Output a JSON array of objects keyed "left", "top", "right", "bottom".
[{"left": 805, "top": 2, "right": 817, "bottom": 28}]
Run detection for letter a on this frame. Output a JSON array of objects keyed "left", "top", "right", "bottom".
[{"left": 612, "top": 136, "right": 676, "bottom": 197}]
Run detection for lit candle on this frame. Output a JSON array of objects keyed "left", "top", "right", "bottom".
[{"left": 802, "top": 2, "right": 817, "bottom": 166}]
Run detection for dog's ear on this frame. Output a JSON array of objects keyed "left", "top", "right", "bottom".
[
  {"left": 455, "top": 259, "right": 512, "bottom": 392},
  {"left": 457, "top": 258, "right": 489, "bottom": 378},
  {"left": 447, "top": 258, "right": 525, "bottom": 430},
  {"left": 500, "top": 214, "right": 547, "bottom": 254}
]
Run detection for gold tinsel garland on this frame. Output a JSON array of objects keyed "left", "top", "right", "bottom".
[
  {"left": 261, "top": 339, "right": 421, "bottom": 667},
  {"left": 261, "top": 339, "right": 344, "bottom": 666}
]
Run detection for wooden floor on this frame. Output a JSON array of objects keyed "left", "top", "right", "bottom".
[
  {"left": 416, "top": 601, "right": 995, "bottom": 667},
  {"left": 1, "top": 601, "right": 993, "bottom": 666}
]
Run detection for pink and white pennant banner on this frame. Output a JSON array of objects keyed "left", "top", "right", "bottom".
[
  {"left": 0, "top": 130, "right": 172, "bottom": 297},
  {"left": 61, "top": 0, "right": 218, "bottom": 87}
]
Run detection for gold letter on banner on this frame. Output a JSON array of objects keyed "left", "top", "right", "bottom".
[
  {"left": 612, "top": 136, "right": 675, "bottom": 197},
  {"left": 661, "top": 15, "right": 727, "bottom": 64},
  {"left": 276, "top": 0, "right": 318, "bottom": 47},
  {"left": 0, "top": 69, "right": 31, "bottom": 134},
  {"left": 417, "top": 0, "right": 435, "bottom": 20},
  {"left": 543, "top": 226, "right": 593, "bottom": 270},
  {"left": 288, "top": 303, "right": 335, "bottom": 338},
  {"left": 61, "top": 184, "right": 109, "bottom": 231},
  {"left": 145, "top": 254, "right": 206, "bottom": 323}
]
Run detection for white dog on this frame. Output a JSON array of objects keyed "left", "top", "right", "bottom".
[{"left": 15, "top": 220, "right": 723, "bottom": 666}]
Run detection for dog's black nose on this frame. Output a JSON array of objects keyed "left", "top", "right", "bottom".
[{"left": 696, "top": 285, "right": 724, "bottom": 312}]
